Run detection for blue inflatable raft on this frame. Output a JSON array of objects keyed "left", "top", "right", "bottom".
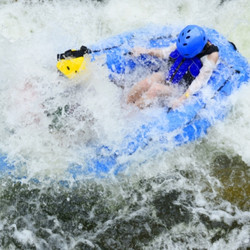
[{"left": 1, "top": 25, "right": 249, "bottom": 179}]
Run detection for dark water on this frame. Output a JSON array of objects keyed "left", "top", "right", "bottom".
[{"left": 0, "top": 153, "right": 249, "bottom": 249}]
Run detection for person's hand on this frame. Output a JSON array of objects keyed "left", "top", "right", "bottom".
[
  {"left": 171, "top": 95, "right": 187, "bottom": 109},
  {"left": 171, "top": 92, "right": 191, "bottom": 109},
  {"left": 131, "top": 47, "right": 148, "bottom": 57},
  {"left": 171, "top": 99, "right": 182, "bottom": 109}
]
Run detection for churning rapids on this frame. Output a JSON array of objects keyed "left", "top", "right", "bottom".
[{"left": 0, "top": 0, "right": 249, "bottom": 249}]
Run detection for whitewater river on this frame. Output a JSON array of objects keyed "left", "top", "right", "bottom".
[{"left": 0, "top": 0, "right": 249, "bottom": 249}]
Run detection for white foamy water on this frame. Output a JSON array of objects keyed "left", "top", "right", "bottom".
[{"left": 0, "top": 0, "right": 249, "bottom": 249}]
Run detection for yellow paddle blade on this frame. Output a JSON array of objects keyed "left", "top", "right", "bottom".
[{"left": 56, "top": 56, "right": 87, "bottom": 79}]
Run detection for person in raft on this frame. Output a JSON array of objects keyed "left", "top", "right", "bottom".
[{"left": 127, "top": 25, "right": 219, "bottom": 109}]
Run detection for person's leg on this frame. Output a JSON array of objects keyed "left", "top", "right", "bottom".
[
  {"left": 127, "top": 72, "right": 165, "bottom": 104},
  {"left": 134, "top": 82, "right": 174, "bottom": 108}
]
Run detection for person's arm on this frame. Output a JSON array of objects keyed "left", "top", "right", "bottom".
[
  {"left": 132, "top": 44, "right": 176, "bottom": 59},
  {"left": 172, "top": 52, "right": 219, "bottom": 109}
]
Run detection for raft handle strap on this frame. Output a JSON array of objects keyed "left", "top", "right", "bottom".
[
  {"left": 57, "top": 46, "right": 92, "bottom": 60},
  {"left": 228, "top": 41, "right": 237, "bottom": 51},
  {"left": 57, "top": 45, "right": 125, "bottom": 61},
  {"left": 57, "top": 34, "right": 174, "bottom": 61}
]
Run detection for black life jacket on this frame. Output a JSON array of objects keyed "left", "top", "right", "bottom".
[{"left": 166, "top": 43, "right": 219, "bottom": 87}]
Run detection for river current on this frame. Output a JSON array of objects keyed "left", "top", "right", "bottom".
[{"left": 0, "top": 0, "right": 249, "bottom": 249}]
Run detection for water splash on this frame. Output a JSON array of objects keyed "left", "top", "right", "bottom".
[{"left": 0, "top": 0, "right": 249, "bottom": 249}]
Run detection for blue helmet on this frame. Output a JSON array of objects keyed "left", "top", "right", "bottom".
[{"left": 177, "top": 25, "right": 207, "bottom": 58}]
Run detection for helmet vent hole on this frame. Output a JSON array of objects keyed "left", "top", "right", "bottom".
[
  {"left": 183, "top": 43, "right": 187, "bottom": 46},
  {"left": 187, "top": 29, "right": 191, "bottom": 33},
  {"left": 182, "top": 32, "right": 184, "bottom": 36},
  {"left": 186, "top": 36, "right": 190, "bottom": 39}
]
